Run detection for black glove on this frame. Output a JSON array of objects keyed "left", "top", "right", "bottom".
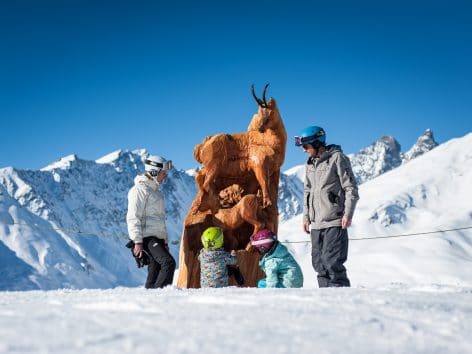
[
  {"left": 125, "top": 239, "right": 150, "bottom": 268},
  {"left": 134, "top": 251, "right": 150, "bottom": 268},
  {"left": 227, "top": 265, "right": 245, "bottom": 286},
  {"left": 125, "top": 239, "right": 134, "bottom": 249}
]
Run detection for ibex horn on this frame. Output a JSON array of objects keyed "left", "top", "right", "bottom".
[
  {"left": 251, "top": 84, "right": 269, "bottom": 108},
  {"left": 262, "top": 83, "right": 269, "bottom": 106}
]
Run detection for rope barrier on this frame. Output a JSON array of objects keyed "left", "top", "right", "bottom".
[
  {"left": 350, "top": 226, "right": 472, "bottom": 240},
  {"left": 280, "top": 225, "right": 472, "bottom": 244},
  {"left": 2, "top": 221, "right": 472, "bottom": 242},
  {"left": 1, "top": 221, "right": 129, "bottom": 239}
]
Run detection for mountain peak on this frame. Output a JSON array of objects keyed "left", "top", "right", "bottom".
[
  {"left": 378, "top": 135, "right": 402, "bottom": 153},
  {"left": 96, "top": 149, "right": 148, "bottom": 165},
  {"left": 348, "top": 135, "right": 402, "bottom": 184},
  {"left": 403, "top": 129, "right": 438, "bottom": 162},
  {"left": 41, "top": 154, "right": 79, "bottom": 171},
  {"left": 348, "top": 130, "right": 440, "bottom": 185},
  {"left": 95, "top": 150, "right": 124, "bottom": 164},
  {"left": 95, "top": 149, "right": 149, "bottom": 173}
]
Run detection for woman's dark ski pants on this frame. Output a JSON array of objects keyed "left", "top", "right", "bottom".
[
  {"left": 310, "top": 227, "right": 350, "bottom": 287},
  {"left": 143, "top": 236, "right": 176, "bottom": 289}
]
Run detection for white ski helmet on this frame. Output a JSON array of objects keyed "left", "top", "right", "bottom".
[{"left": 144, "top": 155, "right": 172, "bottom": 175}]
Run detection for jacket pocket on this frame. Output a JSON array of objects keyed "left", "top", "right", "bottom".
[
  {"left": 328, "top": 191, "right": 337, "bottom": 204},
  {"left": 321, "top": 192, "right": 344, "bottom": 221}
]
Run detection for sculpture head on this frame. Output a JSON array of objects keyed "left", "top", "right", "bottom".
[{"left": 248, "top": 84, "right": 283, "bottom": 133}]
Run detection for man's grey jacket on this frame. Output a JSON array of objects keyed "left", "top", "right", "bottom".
[{"left": 303, "top": 144, "right": 359, "bottom": 229}]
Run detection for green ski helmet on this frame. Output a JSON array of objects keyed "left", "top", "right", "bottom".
[{"left": 201, "top": 226, "right": 224, "bottom": 250}]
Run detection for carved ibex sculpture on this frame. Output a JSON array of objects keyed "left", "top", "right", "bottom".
[
  {"left": 178, "top": 85, "right": 286, "bottom": 288},
  {"left": 193, "top": 84, "right": 287, "bottom": 212}
]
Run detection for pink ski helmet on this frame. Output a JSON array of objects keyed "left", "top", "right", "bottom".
[{"left": 250, "top": 229, "right": 276, "bottom": 253}]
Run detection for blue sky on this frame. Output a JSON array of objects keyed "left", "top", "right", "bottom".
[{"left": 1, "top": 0, "right": 471, "bottom": 171}]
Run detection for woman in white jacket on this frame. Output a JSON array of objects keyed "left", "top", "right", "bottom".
[{"left": 126, "top": 155, "right": 176, "bottom": 288}]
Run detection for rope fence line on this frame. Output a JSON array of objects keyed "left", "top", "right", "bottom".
[
  {"left": 281, "top": 225, "right": 472, "bottom": 243},
  {"left": 1, "top": 221, "right": 129, "bottom": 239},
  {"left": 1, "top": 221, "right": 472, "bottom": 243}
]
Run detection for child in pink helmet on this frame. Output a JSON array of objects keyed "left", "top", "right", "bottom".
[{"left": 250, "top": 229, "right": 303, "bottom": 288}]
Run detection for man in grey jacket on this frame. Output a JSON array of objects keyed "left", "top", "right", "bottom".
[
  {"left": 295, "top": 126, "right": 359, "bottom": 287},
  {"left": 127, "top": 154, "right": 176, "bottom": 288}
]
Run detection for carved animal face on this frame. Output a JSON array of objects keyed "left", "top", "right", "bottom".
[
  {"left": 261, "top": 100, "right": 277, "bottom": 129},
  {"left": 251, "top": 99, "right": 279, "bottom": 132}
]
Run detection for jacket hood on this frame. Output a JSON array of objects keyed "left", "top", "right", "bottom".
[
  {"left": 318, "top": 144, "right": 342, "bottom": 163},
  {"left": 326, "top": 144, "right": 343, "bottom": 154},
  {"left": 307, "top": 144, "right": 343, "bottom": 165}
]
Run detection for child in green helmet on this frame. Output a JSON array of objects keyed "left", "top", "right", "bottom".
[{"left": 198, "top": 226, "right": 241, "bottom": 288}]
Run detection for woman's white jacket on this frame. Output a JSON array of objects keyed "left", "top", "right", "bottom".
[{"left": 126, "top": 174, "right": 168, "bottom": 243}]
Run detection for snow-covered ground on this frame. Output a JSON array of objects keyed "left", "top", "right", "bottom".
[{"left": 1, "top": 285, "right": 471, "bottom": 354}]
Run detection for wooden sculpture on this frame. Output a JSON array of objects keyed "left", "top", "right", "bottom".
[{"left": 177, "top": 84, "right": 287, "bottom": 288}]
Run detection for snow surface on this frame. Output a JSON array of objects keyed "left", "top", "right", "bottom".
[{"left": 0, "top": 285, "right": 471, "bottom": 354}]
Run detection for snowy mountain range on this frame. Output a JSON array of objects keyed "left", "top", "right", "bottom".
[
  {"left": 346, "top": 129, "right": 438, "bottom": 184},
  {"left": 2, "top": 129, "right": 470, "bottom": 291},
  {"left": 0, "top": 150, "right": 197, "bottom": 290}
]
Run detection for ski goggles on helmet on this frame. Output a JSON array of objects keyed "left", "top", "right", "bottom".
[
  {"left": 144, "top": 159, "right": 173, "bottom": 171},
  {"left": 294, "top": 136, "right": 313, "bottom": 146}
]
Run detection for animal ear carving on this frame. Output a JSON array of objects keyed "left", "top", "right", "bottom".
[{"left": 267, "top": 98, "right": 276, "bottom": 107}]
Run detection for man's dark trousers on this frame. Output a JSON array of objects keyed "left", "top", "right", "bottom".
[{"left": 310, "top": 227, "right": 350, "bottom": 287}]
